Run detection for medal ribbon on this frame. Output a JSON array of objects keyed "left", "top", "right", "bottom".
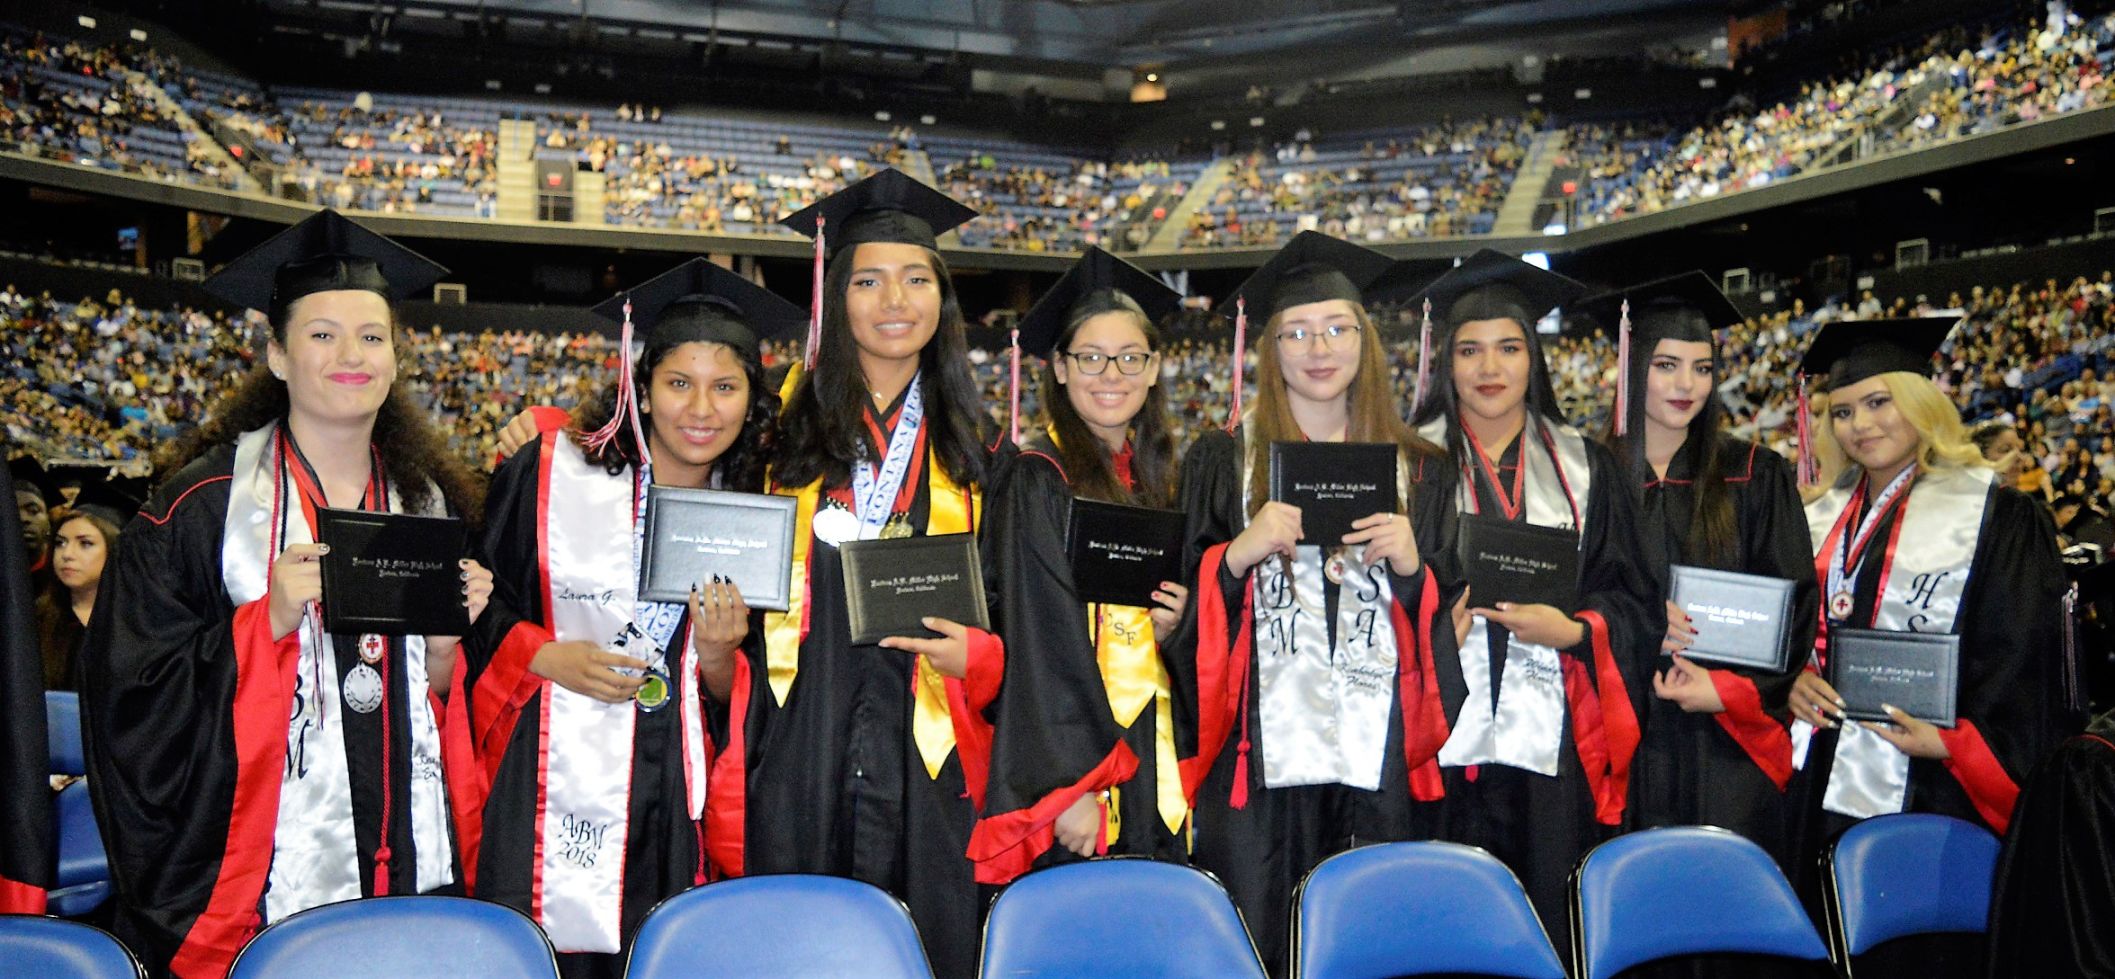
[
  {"left": 852, "top": 375, "right": 926, "bottom": 536},
  {"left": 1823, "top": 465, "right": 1918, "bottom": 625},
  {"left": 910, "top": 459, "right": 981, "bottom": 780},
  {"left": 1461, "top": 422, "right": 1528, "bottom": 521}
]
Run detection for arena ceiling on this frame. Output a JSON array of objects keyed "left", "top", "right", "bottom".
[{"left": 254, "top": 0, "right": 1731, "bottom": 79}]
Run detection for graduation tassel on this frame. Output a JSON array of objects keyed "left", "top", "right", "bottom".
[
  {"left": 1613, "top": 298, "right": 1632, "bottom": 437},
  {"left": 1795, "top": 373, "right": 1817, "bottom": 486},
  {"left": 584, "top": 298, "right": 650, "bottom": 463},
  {"left": 1007, "top": 327, "right": 1023, "bottom": 446},
  {"left": 804, "top": 214, "right": 825, "bottom": 371},
  {"left": 1411, "top": 297, "right": 1434, "bottom": 415},
  {"left": 1225, "top": 297, "right": 1247, "bottom": 433}
]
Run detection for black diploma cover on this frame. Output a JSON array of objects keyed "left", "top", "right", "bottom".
[
  {"left": 1669, "top": 565, "right": 1796, "bottom": 671},
  {"left": 316, "top": 507, "right": 469, "bottom": 635},
  {"left": 1828, "top": 627, "right": 1960, "bottom": 727},
  {"left": 639, "top": 486, "right": 798, "bottom": 610},
  {"left": 1066, "top": 498, "right": 1185, "bottom": 609},
  {"left": 1457, "top": 515, "right": 1579, "bottom": 614},
  {"left": 1268, "top": 441, "right": 1399, "bottom": 545},
  {"left": 839, "top": 533, "right": 990, "bottom": 644}
]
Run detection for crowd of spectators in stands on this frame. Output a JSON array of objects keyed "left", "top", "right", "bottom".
[
  {"left": 0, "top": 29, "right": 237, "bottom": 188},
  {"left": 1181, "top": 117, "right": 1526, "bottom": 248},
  {"left": 1573, "top": 9, "right": 2114, "bottom": 223},
  {"left": 935, "top": 156, "right": 1187, "bottom": 253}
]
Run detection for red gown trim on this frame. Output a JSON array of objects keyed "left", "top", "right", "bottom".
[
  {"left": 167, "top": 597, "right": 296, "bottom": 979},
  {"left": 1562, "top": 610, "right": 1639, "bottom": 826},
  {"left": 1939, "top": 718, "right": 2022, "bottom": 833},
  {"left": 1708, "top": 670, "right": 1793, "bottom": 791}
]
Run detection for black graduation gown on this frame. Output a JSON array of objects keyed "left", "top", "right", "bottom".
[
  {"left": 1984, "top": 709, "right": 2115, "bottom": 978},
  {"left": 999, "top": 433, "right": 1178, "bottom": 866},
  {"left": 1789, "top": 479, "right": 2069, "bottom": 976},
  {"left": 732, "top": 402, "right": 1031, "bottom": 979},
  {"left": 80, "top": 445, "right": 470, "bottom": 979},
  {"left": 1630, "top": 434, "right": 1815, "bottom": 868},
  {"left": 0, "top": 463, "right": 53, "bottom": 914},
  {"left": 463, "top": 434, "right": 722, "bottom": 979},
  {"left": 1413, "top": 426, "right": 1656, "bottom": 960},
  {"left": 1177, "top": 428, "right": 1440, "bottom": 977}
]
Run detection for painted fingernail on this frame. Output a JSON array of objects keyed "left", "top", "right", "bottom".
[
  {"left": 316, "top": 543, "right": 331, "bottom": 553},
  {"left": 460, "top": 571, "right": 470, "bottom": 581},
  {"left": 458, "top": 558, "right": 471, "bottom": 567}
]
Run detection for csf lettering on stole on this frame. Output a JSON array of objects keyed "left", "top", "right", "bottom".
[{"left": 557, "top": 813, "right": 614, "bottom": 869}]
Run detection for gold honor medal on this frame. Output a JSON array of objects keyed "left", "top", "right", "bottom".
[
  {"left": 879, "top": 514, "right": 915, "bottom": 539},
  {"left": 635, "top": 669, "right": 672, "bottom": 712}
]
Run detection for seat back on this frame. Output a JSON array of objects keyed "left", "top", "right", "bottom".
[
  {"left": 48, "top": 781, "right": 111, "bottom": 916},
  {"left": 228, "top": 896, "right": 557, "bottom": 978},
  {"left": 1573, "top": 827, "right": 1829, "bottom": 979},
  {"left": 981, "top": 860, "right": 1265, "bottom": 979},
  {"left": 625, "top": 875, "right": 931, "bottom": 978},
  {"left": 1296, "top": 842, "right": 1566, "bottom": 979},
  {"left": 47, "top": 691, "right": 84, "bottom": 776},
  {"left": 0, "top": 916, "right": 142, "bottom": 979},
  {"left": 1826, "top": 813, "right": 1999, "bottom": 960}
]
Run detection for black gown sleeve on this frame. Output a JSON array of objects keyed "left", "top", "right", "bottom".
[
  {"left": 1572, "top": 440, "right": 1658, "bottom": 709},
  {"left": 974, "top": 450, "right": 1130, "bottom": 830},
  {"left": 79, "top": 452, "right": 252, "bottom": 974},
  {"left": 1172, "top": 428, "right": 1244, "bottom": 757},
  {"left": 1737, "top": 442, "right": 1817, "bottom": 712}
]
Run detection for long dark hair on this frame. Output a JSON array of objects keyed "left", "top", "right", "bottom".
[
  {"left": 1040, "top": 292, "right": 1179, "bottom": 507},
  {"left": 773, "top": 246, "right": 988, "bottom": 490},
  {"left": 570, "top": 337, "right": 780, "bottom": 492},
  {"left": 1408, "top": 287, "right": 1566, "bottom": 468},
  {"left": 157, "top": 299, "right": 483, "bottom": 522},
  {"left": 1245, "top": 302, "right": 1437, "bottom": 521},
  {"left": 1602, "top": 308, "right": 1739, "bottom": 567}
]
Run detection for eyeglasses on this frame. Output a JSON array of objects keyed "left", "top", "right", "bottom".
[
  {"left": 1064, "top": 351, "right": 1155, "bottom": 376},
  {"left": 1275, "top": 322, "right": 1361, "bottom": 352}
]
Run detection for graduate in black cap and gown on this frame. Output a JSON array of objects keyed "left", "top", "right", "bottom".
[
  {"left": 467, "top": 259, "right": 803, "bottom": 977},
  {"left": 11, "top": 456, "right": 57, "bottom": 598},
  {"left": 1578, "top": 272, "right": 1815, "bottom": 870},
  {"left": 1399, "top": 249, "right": 1655, "bottom": 954},
  {"left": 34, "top": 479, "right": 140, "bottom": 692},
  {"left": 1784, "top": 318, "right": 2070, "bottom": 973},
  {"left": 80, "top": 210, "right": 492, "bottom": 978},
  {"left": 1178, "top": 231, "right": 1448, "bottom": 974},
  {"left": 725, "top": 169, "right": 1099, "bottom": 978},
  {"left": 976, "top": 247, "right": 1190, "bottom": 874}
]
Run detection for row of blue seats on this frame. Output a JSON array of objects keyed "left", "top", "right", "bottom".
[{"left": 7, "top": 815, "right": 1998, "bottom": 978}]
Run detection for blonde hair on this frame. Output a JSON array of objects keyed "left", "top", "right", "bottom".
[
  {"left": 1243, "top": 301, "right": 1437, "bottom": 519},
  {"left": 1813, "top": 371, "right": 1987, "bottom": 487}
]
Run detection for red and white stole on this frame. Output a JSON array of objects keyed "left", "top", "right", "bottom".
[
  {"left": 1237, "top": 424, "right": 1409, "bottom": 791},
  {"left": 1798, "top": 464, "right": 1990, "bottom": 818},
  {"left": 221, "top": 423, "right": 454, "bottom": 924},
  {"left": 534, "top": 437, "right": 705, "bottom": 953},
  {"left": 1419, "top": 415, "right": 1591, "bottom": 777}
]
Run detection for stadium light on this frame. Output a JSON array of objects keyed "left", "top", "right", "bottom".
[
  {"left": 921, "top": 114, "right": 936, "bottom": 125},
  {"left": 130, "top": 29, "right": 148, "bottom": 41},
  {"left": 1249, "top": 116, "right": 1265, "bottom": 127},
  {"left": 78, "top": 15, "right": 96, "bottom": 28},
  {"left": 1211, "top": 120, "right": 1226, "bottom": 130},
  {"left": 875, "top": 111, "right": 892, "bottom": 121}
]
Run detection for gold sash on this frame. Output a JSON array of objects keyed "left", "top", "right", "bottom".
[
  {"left": 1090, "top": 604, "right": 1186, "bottom": 837},
  {"left": 765, "top": 449, "right": 979, "bottom": 780}
]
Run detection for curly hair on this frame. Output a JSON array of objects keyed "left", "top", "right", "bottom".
[
  {"left": 156, "top": 301, "right": 484, "bottom": 523},
  {"left": 569, "top": 336, "right": 779, "bottom": 492}
]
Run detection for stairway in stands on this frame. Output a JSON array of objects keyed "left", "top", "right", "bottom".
[
  {"left": 127, "top": 68, "right": 263, "bottom": 194},
  {"left": 497, "top": 118, "right": 603, "bottom": 225},
  {"left": 1492, "top": 129, "right": 1568, "bottom": 236},
  {"left": 1140, "top": 158, "right": 1234, "bottom": 252}
]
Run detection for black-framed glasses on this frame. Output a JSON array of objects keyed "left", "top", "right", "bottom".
[
  {"left": 1275, "top": 322, "right": 1361, "bottom": 352},
  {"left": 1064, "top": 351, "right": 1156, "bottom": 376}
]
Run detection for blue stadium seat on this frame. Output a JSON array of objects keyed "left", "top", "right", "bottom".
[
  {"left": 1572, "top": 826, "right": 1829, "bottom": 979},
  {"left": 45, "top": 691, "right": 109, "bottom": 916},
  {"left": 981, "top": 860, "right": 1265, "bottom": 979},
  {"left": 228, "top": 896, "right": 557, "bottom": 978},
  {"left": 624, "top": 875, "right": 930, "bottom": 978},
  {"left": 0, "top": 916, "right": 142, "bottom": 979},
  {"left": 1294, "top": 842, "right": 1565, "bottom": 978},
  {"left": 1823, "top": 813, "right": 1999, "bottom": 971}
]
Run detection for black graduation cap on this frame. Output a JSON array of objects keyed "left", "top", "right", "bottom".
[
  {"left": 1797, "top": 317, "right": 1958, "bottom": 392},
  {"left": 1223, "top": 231, "right": 1394, "bottom": 323},
  {"left": 61, "top": 477, "right": 144, "bottom": 528},
  {"left": 778, "top": 169, "right": 979, "bottom": 258},
  {"left": 202, "top": 209, "right": 450, "bottom": 314},
  {"left": 1399, "top": 248, "right": 1585, "bottom": 328},
  {"left": 589, "top": 258, "right": 807, "bottom": 361},
  {"left": 1575, "top": 271, "right": 1744, "bottom": 339},
  {"left": 8, "top": 455, "right": 52, "bottom": 504},
  {"left": 1015, "top": 247, "right": 1183, "bottom": 359}
]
